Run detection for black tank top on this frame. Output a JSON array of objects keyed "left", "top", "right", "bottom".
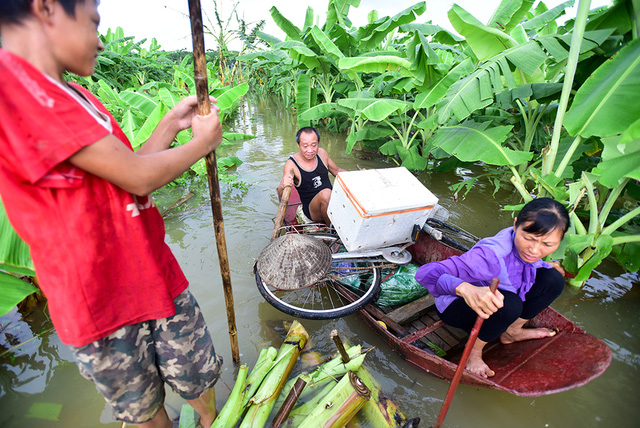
[{"left": 289, "top": 155, "right": 332, "bottom": 219}]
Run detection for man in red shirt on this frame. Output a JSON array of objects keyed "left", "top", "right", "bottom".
[{"left": 0, "top": 1, "right": 222, "bottom": 427}]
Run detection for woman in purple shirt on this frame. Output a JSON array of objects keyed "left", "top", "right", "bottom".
[{"left": 416, "top": 198, "right": 570, "bottom": 378}]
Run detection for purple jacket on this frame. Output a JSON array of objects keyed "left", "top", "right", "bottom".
[{"left": 415, "top": 227, "right": 551, "bottom": 313}]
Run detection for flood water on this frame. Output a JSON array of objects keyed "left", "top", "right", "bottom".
[{"left": 1, "top": 96, "right": 639, "bottom": 427}]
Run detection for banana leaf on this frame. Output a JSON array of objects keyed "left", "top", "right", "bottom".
[
  {"left": 213, "top": 82, "right": 249, "bottom": 112},
  {"left": 273, "top": 41, "right": 320, "bottom": 69},
  {"left": 487, "top": 0, "right": 535, "bottom": 34},
  {"left": 255, "top": 31, "right": 283, "bottom": 47},
  {"left": 592, "top": 134, "right": 640, "bottom": 188},
  {"left": 355, "top": 2, "right": 426, "bottom": 50},
  {"left": 521, "top": 0, "right": 575, "bottom": 30},
  {"left": 338, "top": 97, "right": 409, "bottom": 122},
  {"left": 269, "top": 6, "right": 303, "bottom": 42},
  {"left": 310, "top": 26, "right": 345, "bottom": 63},
  {"left": 132, "top": 102, "right": 168, "bottom": 150},
  {"left": 429, "top": 120, "right": 532, "bottom": 166},
  {"left": 0, "top": 272, "right": 37, "bottom": 317},
  {"left": 448, "top": 3, "right": 519, "bottom": 62},
  {"left": 435, "top": 29, "right": 613, "bottom": 124},
  {"left": 338, "top": 55, "right": 412, "bottom": 76},
  {"left": 413, "top": 58, "right": 474, "bottom": 110},
  {"left": 119, "top": 90, "right": 158, "bottom": 116},
  {"left": 296, "top": 73, "right": 312, "bottom": 127},
  {"left": 564, "top": 37, "right": 640, "bottom": 138},
  {"left": 0, "top": 200, "right": 34, "bottom": 276}
]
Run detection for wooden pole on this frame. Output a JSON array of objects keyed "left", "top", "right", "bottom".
[
  {"left": 187, "top": 0, "right": 240, "bottom": 363},
  {"left": 433, "top": 278, "right": 499, "bottom": 428},
  {"left": 271, "top": 169, "right": 294, "bottom": 241},
  {"left": 271, "top": 378, "right": 307, "bottom": 428}
]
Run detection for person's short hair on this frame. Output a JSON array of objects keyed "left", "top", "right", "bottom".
[
  {"left": 516, "top": 197, "right": 570, "bottom": 236},
  {"left": 295, "top": 127, "right": 320, "bottom": 145},
  {"left": 0, "top": 0, "right": 84, "bottom": 25}
]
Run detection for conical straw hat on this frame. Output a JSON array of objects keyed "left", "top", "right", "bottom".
[{"left": 257, "top": 234, "right": 332, "bottom": 290}]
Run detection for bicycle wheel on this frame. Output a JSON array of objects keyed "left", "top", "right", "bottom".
[{"left": 255, "top": 258, "right": 381, "bottom": 319}]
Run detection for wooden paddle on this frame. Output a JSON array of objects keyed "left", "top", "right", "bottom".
[
  {"left": 187, "top": 0, "right": 240, "bottom": 363},
  {"left": 271, "top": 169, "right": 295, "bottom": 241},
  {"left": 433, "top": 278, "right": 499, "bottom": 428}
]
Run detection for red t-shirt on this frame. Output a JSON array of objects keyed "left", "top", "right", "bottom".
[{"left": 0, "top": 49, "right": 188, "bottom": 347}]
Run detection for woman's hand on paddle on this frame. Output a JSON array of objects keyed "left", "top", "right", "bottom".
[{"left": 456, "top": 282, "right": 504, "bottom": 319}]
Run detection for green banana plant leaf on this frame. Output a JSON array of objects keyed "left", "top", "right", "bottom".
[
  {"left": 399, "top": 23, "right": 464, "bottom": 44},
  {"left": 338, "top": 55, "right": 412, "bottom": 76},
  {"left": 355, "top": 2, "right": 426, "bottom": 50},
  {"left": 0, "top": 201, "right": 34, "bottom": 276},
  {"left": 236, "top": 50, "right": 287, "bottom": 62},
  {"left": 325, "top": 0, "right": 360, "bottom": 31},
  {"left": 413, "top": 58, "right": 474, "bottom": 110},
  {"left": 272, "top": 41, "right": 320, "bottom": 69},
  {"left": 487, "top": 0, "right": 535, "bottom": 34},
  {"left": 96, "top": 79, "right": 124, "bottom": 107},
  {"left": 157, "top": 87, "right": 181, "bottom": 109},
  {"left": 448, "top": 3, "right": 519, "bottom": 62},
  {"left": 397, "top": 145, "right": 428, "bottom": 170},
  {"left": 269, "top": 6, "right": 303, "bottom": 41},
  {"left": 132, "top": 102, "right": 168, "bottom": 150},
  {"left": 310, "top": 26, "right": 345, "bottom": 64},
  {"left": 592, "top": 134, "right": 640, "bottom": 188},
  {"left": 213, "top": 83, "right": 249, "bottom": 112},
  {"left": 255, "top": 31, "right": 283, "bottom": 47},
  {"left": 521, "top": 0, "right": 575, "bottom": 31},
  {"left": 337, "top": 97, "right": 409, "bottom": 121},
  {"left": 574, "top": 235, "right": 614, "bottom": 281},
  {"left": 120, "top": 110, "right": 140, "bottom": 145},
  {"left": 296, "top": 73, "right": 312, "bottom": 127},
  {"left": 564, "top": 37, "right": 640, "bottom": 138},
  {"left": 298, "top": 102, "right": 351, "bottom": 121},
  {"left": 0, "top": 271, "right": 37, "bottom": 317},
  {"left": 429, "top": 121, "right": 532, "bottom": 166},
  {"left": 494, "top": 82, "right": 563, "bottom": 108},
  {"left": 407, "top": 31, "right": 447, "bottom": 89},
  {"left": 119, "top": 90, "right": 158, "bottom": 116},
  {"left": 435, "top": 30, "right": 613, "bottom": 124},
  {"left": 611, "top": 232, "right": 640, "bottom": 272}
]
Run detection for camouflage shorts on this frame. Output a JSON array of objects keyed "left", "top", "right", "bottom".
[{"left": 70, "top": 290, "right": 222, "bottom": 424}]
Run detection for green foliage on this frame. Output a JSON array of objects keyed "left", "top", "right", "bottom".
[{"left": 239, "top": 0, "right": 639, "bottom": 282}]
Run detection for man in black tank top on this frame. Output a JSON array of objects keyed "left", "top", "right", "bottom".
[{"left": 277, "top": 127, "right": 346, "bottom": 225}]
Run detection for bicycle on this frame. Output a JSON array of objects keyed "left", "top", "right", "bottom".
[{"left": 255, "top": 219, "right": 477, "bottom": 320}]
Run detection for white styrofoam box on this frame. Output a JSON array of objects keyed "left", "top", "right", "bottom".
[{"left": 327, "top": 167, "right": 438, "bottom": 251}]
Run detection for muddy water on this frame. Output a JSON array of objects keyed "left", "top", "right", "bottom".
[{"left": 1, "top": 96, "right": 638, "bottom": 427}]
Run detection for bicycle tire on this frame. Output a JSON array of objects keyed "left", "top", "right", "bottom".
[{"left": 255, "top": 258, "right": 382, "bottom": 320}]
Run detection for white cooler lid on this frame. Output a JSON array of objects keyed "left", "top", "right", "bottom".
[{"left": 334, "top": 167, "right": 438, "bottom": 217}]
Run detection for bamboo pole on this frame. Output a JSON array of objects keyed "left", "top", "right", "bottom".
[{"left": 187, "top": 0, "right": 240, "bottom": 363}]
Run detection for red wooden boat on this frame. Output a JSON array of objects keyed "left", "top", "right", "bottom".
[{"left": 279, "top": 188, "right": 612, "bottom": 397}]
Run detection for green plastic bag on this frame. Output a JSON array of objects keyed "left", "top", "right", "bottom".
[{"left": 338, "top": 263, "right": 428, "bottom": 307}]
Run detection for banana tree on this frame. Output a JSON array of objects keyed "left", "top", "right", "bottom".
[
  {"left": 0, "top": 200, "right": 36, "bottom": 317},
  {"left": 546, "top": 34, "right": 640, "bottom": 286}
]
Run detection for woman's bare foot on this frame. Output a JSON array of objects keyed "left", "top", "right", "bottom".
[
  {"left": 466, "top": 350, "right": 495, "bottom": 378},
  {"left": 464, "top": 339, "right": 495, "bottom": 378},
  {"left": 500, "top": 323, "right": 556, "bottom": 345}
]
